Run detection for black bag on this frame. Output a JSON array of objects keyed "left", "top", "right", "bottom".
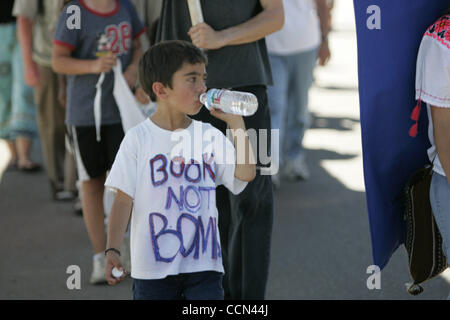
[{"left": 403, "top": 165, "right": 448, "bottom": 295}]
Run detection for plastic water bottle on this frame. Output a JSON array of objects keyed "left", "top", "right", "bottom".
[{"left": 200, "top": 89, "right": 258, "bottom": 116}]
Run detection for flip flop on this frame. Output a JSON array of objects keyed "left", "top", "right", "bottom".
[{"left": 18, "top": 161, "right": 42, "bottom": 173}]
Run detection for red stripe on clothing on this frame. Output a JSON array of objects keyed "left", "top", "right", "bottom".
[
  {"left": 53, "top": 40, "right": 76, "bottom": 51},
  {"left": 133, "top": 27, "right": 147, "bottom": 40}
]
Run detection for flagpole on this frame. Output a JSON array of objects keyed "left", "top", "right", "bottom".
[{"left": 187, "top": 0, "right": 204, "bottom": 26}]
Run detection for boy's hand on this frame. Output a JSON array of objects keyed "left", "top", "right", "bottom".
[
  {"left": 92, "top": 53, "right": 117, "bottom": 74},
  {"left": 105, "top": 251, "right": 127, "bottom": 285},
  {"left": 209, "top": 109, "right": 244, "bottom": 128},
  {"left": 24, "top": 60, "right": 41, "bottom": 87}
]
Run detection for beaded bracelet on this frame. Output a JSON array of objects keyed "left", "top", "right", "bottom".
[{"left": 104, "top": 248, "right": 121, "bottom": 256}]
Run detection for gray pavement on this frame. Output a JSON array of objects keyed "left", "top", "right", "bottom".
[{"left": 1, "top": 0, "right": 449, "bottom": 300}]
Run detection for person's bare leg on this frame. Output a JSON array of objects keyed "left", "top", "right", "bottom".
[
  {"left": 15, "top": 136, "right": 33, "bottom": 167},
  {"left": 64, "top": 150, "right": 78, "bottom": 193},
  {"left": 81, "top": 175, "right": 107, "bottom": 254},
  {"left": 6, "top": 140, "right": 17, "bottom": 166}
]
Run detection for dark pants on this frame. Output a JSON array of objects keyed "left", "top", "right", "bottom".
[
  {"left": 132, "top": 271, "right": 224, "bottom": 300},
  {"left": 35, "top": 65, "right": 77, "bottom": 194},
  {"left": 191, "top": 85, "right": 274, "bottom": 300}
]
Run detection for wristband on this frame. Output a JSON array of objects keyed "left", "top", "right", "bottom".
[{"left": 105, "top": 248, "right": 121, "bottom": 256}]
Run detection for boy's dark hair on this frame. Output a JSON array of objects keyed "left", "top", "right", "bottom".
[{"left": 138, "top": 40, "right": 208, "bottom": 102}]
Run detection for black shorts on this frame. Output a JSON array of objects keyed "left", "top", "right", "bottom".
[{"left": 69, "top": 123, "right": 124, "bottom": 181}]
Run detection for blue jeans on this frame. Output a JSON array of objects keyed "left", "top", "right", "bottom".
[
  {"left": 132, "top": 271, "right": 224, "bottom": 300},
  {"left": 430, "top": 171, "right": 450, "bottom": 300},
  {"left": 267, "top": 48, "right": 318, "bottom": 167}
]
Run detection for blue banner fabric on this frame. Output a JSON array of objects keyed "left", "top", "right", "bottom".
[{"left": 353, "top": 0, "right": 449, "bottom": 269}]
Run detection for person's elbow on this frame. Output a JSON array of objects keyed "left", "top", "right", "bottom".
[
  {"left": 236, "top": 166, "right": 256, "bottom": 182},
  {"left": 265, "top": 1, "right": 284, "bottom": 33},
  {"left": 272, "top": 5, "right": 285, "bottom": 32},
  {"left": 248, "top": 167, "right": 257, "bottom": 182},
  {"left": 52, "top": 47, "right": 69, "bottom": 74}
]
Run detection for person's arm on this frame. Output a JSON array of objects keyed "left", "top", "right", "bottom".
[
  {"left": 126, "top": 38, "right": 150, "bottom": 104},
  {"left": 17, "top": 16, "right": 41, "bottom": 86},
  {"left": 105, "top": 190, "right": 133, "bottom": 285},
  {"left": 123, "top": 38, "right": 143, "bottom": 89},
  {"left": 52, "top": 44, "right": 117, "bottom": 75},
  {"left": 187, "top": 0, "right": 284, "bottom": 50},
  {"left": 431, "top": 105, "right": 450, "bottom": 184},
  {"left": 57, "top": 74, "right": 67, "bottom": 107},
  {"left": 316, "top": 0, "right": 331, "bottom": 39},
  {"left": 210, "top": 110, "right": 256, "bottom": 182},
  {"left": 315, "top": 0, "right": 332, "bottom": 66}
]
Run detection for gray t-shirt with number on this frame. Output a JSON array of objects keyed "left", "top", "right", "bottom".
[{"left": 54, "top": 0, "right": 145, "bottom": 126}]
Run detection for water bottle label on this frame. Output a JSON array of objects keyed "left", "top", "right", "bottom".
[{"left": 212, "top": 89, "right": 224, "bottom": 106}]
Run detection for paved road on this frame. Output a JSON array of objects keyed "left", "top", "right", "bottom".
[{"left": 1, "top": 0, "right": 449, "bottom": 300}]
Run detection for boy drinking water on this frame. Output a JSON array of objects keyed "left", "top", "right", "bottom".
[{"left": 104, "top": 40, "right": 256, "bottom": 300}]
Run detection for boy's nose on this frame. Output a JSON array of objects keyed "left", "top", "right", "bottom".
[{"left": 198, "top": 82, "right": 207, "bottom": 94}]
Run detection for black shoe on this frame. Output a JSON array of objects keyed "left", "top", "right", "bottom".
[{"left": 18, "top": 161, "right": 42, "bottom": 173}]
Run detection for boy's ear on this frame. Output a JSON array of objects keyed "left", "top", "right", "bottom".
[{"left": 152, "top": 82, "right": 169, "bottom": 100}]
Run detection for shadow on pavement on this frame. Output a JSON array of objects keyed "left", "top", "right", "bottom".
[
  {"left": 266, "top": 115, "right": 450, "bottom": 300},
  {"left": 0, "top": 115, "right": 449, "bottom": 300}
]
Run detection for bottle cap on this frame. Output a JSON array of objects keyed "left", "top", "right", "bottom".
[
  {"left": 112, "top": 267, "right": 124, "bottom": 278},
  {"left": 200, "top": 93, "right": 211, "bottom": 110}
]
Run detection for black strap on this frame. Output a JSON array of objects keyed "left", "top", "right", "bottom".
[
  {"left": 104, "top": 248, "right": 121, "bottom": 256},
  {"left": 38, "top": 0, "right": 44, "bottom": 15}
]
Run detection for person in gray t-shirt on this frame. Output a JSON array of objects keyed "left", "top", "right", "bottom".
[
  {"left": 53, "top": 0, "right": 145, "bottom": 126},
  {"left": 52, "top": 0, "right": 145, "bottom": 285}
]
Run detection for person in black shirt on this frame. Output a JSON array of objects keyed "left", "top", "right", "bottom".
[{"left": 156, "top": 0, "right": 284, "bottom": 300}]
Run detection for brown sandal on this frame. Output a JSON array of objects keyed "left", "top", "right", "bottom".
[{"left": 18, "top": 161, "right": 42, "bottom": 173}]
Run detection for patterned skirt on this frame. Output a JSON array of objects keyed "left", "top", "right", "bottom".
[{"left": 0, "top": 23, "right": 37, "bottom": 140}]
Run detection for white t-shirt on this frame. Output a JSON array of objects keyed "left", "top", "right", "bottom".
[
  {"left": 105, "top": 118, "right": 248, "bottom": 279},
  {"left": 266, "top": 0, "right": 321, "bottom": 55},
  {"left": 415, "top": 15, "right": 450, "bottom": 177}
]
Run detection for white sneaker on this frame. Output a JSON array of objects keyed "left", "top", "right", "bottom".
[
  {"left": 90, "top": 253, "right": 107, "bottom": 284},
  {"left": 284, "top": 157, "right": 310, "bottom": 181}
]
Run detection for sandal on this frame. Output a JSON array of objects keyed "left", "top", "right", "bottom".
[{"left": 18, "top": 161, "right": 42, "bottom": 173}]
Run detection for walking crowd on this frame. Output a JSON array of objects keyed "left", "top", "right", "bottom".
[{"left": 1, "top": 0, "right": 449, "bottom": 301}]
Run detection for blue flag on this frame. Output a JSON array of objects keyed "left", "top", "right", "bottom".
[{"left": 353, "top": 0, "right": 449, "bottom": 269}]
